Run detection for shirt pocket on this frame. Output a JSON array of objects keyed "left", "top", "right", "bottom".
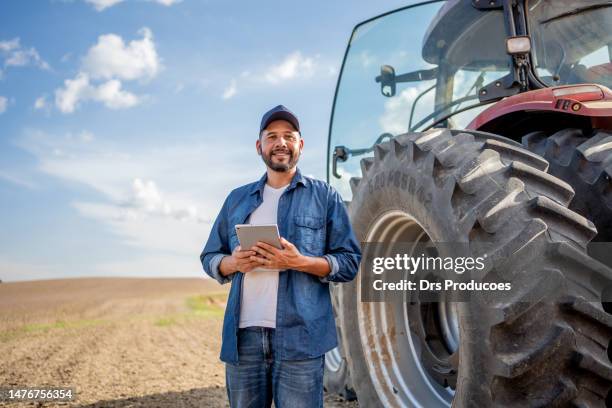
[{"left": 293, "top": 215, "right": 325, "bottom": 256}]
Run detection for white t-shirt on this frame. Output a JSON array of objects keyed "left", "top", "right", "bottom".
[{"left": 238, "top": 183, "right": 287, "bottom": 328}]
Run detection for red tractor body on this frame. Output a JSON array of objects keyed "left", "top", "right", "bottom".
[{"left": 469, "top": 83, "right": 612, "bottom": 132}]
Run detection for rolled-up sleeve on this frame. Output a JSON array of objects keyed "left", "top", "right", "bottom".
[
  {"left": 200, "top": 196, "right": 235, "bottom": 285},
  {"left": 319, "top": 188, "right": 361, "bottom": 283}
]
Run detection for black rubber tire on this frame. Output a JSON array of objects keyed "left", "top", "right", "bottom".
[
  {"left": 337, "top": 128, "right": 612, "bottom": 407},
  {"left": 522, "top": 128, "right": 612, "bottom": 242},
  {"left": 324, "top": 282, "right": 357, "bottom": 401}
]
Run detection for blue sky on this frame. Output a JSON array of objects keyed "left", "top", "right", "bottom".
[{"left": 0, "top": 0, "right": 424, "bottom": 282}]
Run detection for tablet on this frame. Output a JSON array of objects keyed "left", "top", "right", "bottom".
[{"left": 235, "top": 224, "right": 283, "bottom": 250}]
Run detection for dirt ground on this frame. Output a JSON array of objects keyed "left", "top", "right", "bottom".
[{"left": 0, "top": 277, "right": 357, "bottom": 407}]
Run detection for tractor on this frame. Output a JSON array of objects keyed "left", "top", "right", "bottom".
[{"left": 325, "top": 1, "right": 612, "bottom": 406}]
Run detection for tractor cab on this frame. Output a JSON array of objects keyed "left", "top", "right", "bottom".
[{"left": 328, "top": 0, "right": 612, "bottom": 199}]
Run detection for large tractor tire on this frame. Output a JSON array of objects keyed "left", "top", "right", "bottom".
[
  {"left": 336, "top": 128, "right": 612, "bottom": 407},
  {"left": 522, "top": 128, "right": 612, "bottom": 241}
]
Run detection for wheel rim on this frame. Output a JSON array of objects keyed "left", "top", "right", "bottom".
[
  {"left": 357, "top": 210, "right": 458, "bottom": 407},
  {"left": 325, "top": 346, "right": 343, "bottom": 372},
  {"left": 438, "top": 298, "right": 460, "bottom": 353}
]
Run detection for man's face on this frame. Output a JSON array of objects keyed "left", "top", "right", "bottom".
[{"left": 256, "top": 120, "right": 303, "bottom": 172}]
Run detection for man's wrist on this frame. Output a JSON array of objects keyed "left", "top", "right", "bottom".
[
  {"left": 219, "top": 255, "right": 238, "bottom": 276},
  {"left": 293, "top": 255, "right": 331, "bottom": 278},
  {"left": 293, "top": 254, "right": 311, "bottom": 271}
]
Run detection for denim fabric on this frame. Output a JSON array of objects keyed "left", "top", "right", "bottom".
[
  {"left": 200, "top": 168, "right": 361, "bottom": 363},
  {"left": 225, "top": 327, "right": 324, "bottom": 408}
]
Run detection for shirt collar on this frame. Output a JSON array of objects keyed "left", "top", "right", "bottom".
[{"left": 249, "top": 167, "right": 308, "bottom": 197}]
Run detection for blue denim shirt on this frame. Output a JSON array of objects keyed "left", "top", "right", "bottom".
[{"left": 200, "top": 168, "right": 361, "bottom": 364}]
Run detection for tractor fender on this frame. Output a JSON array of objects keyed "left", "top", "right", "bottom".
[{"left": 468, "top": 84, "right": 612, "bottom": 134}]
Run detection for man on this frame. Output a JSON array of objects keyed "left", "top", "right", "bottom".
[{"left": 200, "top": 105, "right": 361, "bottom": 408}]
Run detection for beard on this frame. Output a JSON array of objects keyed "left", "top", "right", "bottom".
[{"left": 260, "top": 147, "right": 300, "bottom": 172}]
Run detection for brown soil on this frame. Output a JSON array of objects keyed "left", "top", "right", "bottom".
[{"left": 0, "top": 278, "right": 357, "bottom": 407}]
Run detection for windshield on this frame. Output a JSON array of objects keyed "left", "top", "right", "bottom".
[
  {"left": 528, "top": 0, "right": 612, "bottom": 88},
  {"left": 328, "top": 1, "right": 508, "bottom": 198}
]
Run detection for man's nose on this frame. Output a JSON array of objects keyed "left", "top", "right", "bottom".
[{"left": 275, "top": 138, "right": 288, "bottom": 149}]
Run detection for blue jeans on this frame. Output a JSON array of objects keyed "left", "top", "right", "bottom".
[{"left": 225, "top": 327, "right": 325, "bottom": 408}]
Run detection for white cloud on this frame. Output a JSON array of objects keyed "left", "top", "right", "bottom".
[
  {"left": 85, "top": 0, "right": 123, "bottom": 11},
  {"left": 34, "top": 95, "right": 48, "bottom": 110},
  {"left": 13, "top": 128, "right": 261, "bottom": 275},
  {"left": 265, "top": 51, "right": 316, "bottom": 84},
  {"left": 55, "top": 73, "right": 140, "bottom": 113},
  {"left": 0, "top": 170, "right": 37, "bottom": 189},
  {"left": 222, "top": 79, "right": 237, "bottom": 100},
  {"left": 55, "top": 74, "right": 89, "bottom": 113},
  {"left": 0, "top": 38, "right": 50, "bottom": 71},
  {"left": 154, "top": 0, "right": 181, "bottom": 5},
  {"left": 54, "top": 28, "right": 158, "bottom": 113},
  {"left": 61, "top": 52, "right": 72, "bottom": 63},
  {"left": 237, "top": 51, "right": 337, "bottom": 89},
  {"left": 0, "top": 38, "right": 19, "bottom": 52},
  {"left": 82, "top": 27, "right": 160, "bottom": 81},
  {"left": 359, "top": 51, "right": 376, "bottom": 68},
  {"left": 75, "top": 200, "right": 207, "bottom": 256},
  {"left": 84, "top": 0, "right": 181, "bottom": 11},
  {"left": 0, "top": 96, "right": 7, "bottom": 114},
  {"left": 94, "top": 78, "right": 140, "bottom": 108},
  {"left": 377, "top": 70, "right": 481, "bottom": 134},
  {"left": 16, "top": 128, "right": 255, "bottom": 221},
  {"left": 79, "top": 130, "right": 95, "bottom": 142},
  {"left": 379, "top": 83, "right": 436, "bottom": 134},
  {"left": 5, "top": 47, "right": 50, "bottom": 70},
  {"left": 120, "top": 178, "right": 199, "bottom": 222}
]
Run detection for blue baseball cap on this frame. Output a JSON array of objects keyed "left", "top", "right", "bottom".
[{"left": 260, "top": 105, "right": 300, "bottom": 133}]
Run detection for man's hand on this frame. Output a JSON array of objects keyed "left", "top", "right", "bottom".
[
  {"left": 250, "top": 238, "right": 304, "bottom": 270},
  {"left": 220, "top": 246, "right": 261, "bottom": 275}
]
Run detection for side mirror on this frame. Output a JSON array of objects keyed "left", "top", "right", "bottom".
[{"left": 375, "top": 65, "right": 396, "bottom": 97}]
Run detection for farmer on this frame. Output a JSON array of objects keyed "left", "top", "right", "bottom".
[{"left": 200, "top": 105, "right": 361, "bottom": 408}]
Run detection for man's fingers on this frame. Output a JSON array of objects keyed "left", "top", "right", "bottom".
[
  {"left": 249, "top": 255, "right": 267, "bottom": 264},
  {"left": 251, "top": 244, "right": 275, "bottom": 259},
  {"left": 242, "top": 263, "right": 257, "bottom": 272},
  {"left": 250, "top": 255, "right": 271, "bottom": 265},
  {"left": 235, "top": 250, "right": 255, "bottom": 259},
  {"left": 238, "top": 259, "right": 261, "bottom": 272},
  {"left": 280, "top": 237, "right": 295, "bottom": 249},
  {"left": 256, "top": 241, "right": 281, "bottom": 254}
]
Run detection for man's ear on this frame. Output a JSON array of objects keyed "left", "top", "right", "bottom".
[{"left": 256, "top": 139, "right": 262, "bottom": 155}]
